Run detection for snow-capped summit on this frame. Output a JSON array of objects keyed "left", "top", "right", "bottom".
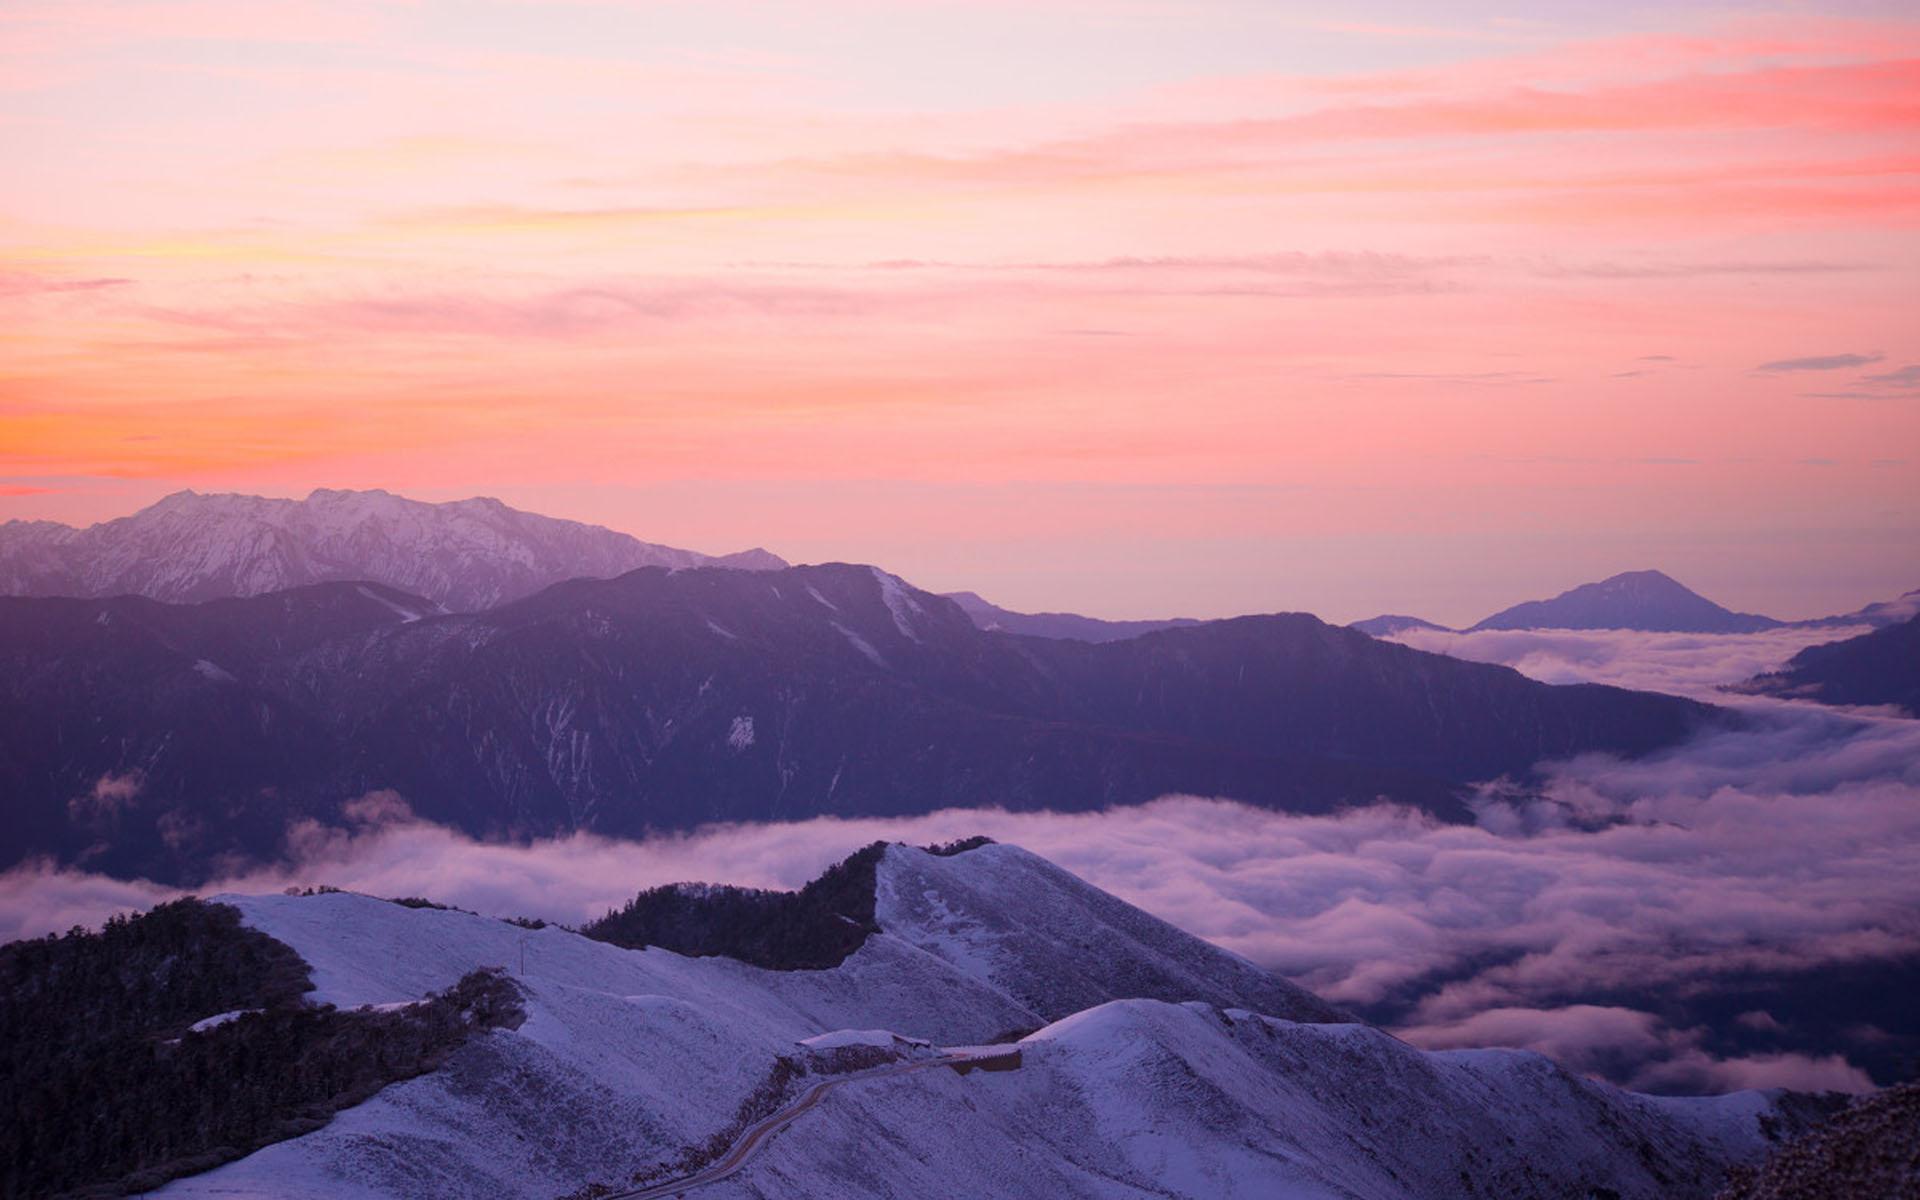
[
  {"left": 0, "top": 487, "right": 786, "bottom": 610},
  {"left": 876, "top": 841, "right": 1343, "bottom": 1024},
  {"left": 1469, "top": 569, "right": 1783, "bottom": 633}
]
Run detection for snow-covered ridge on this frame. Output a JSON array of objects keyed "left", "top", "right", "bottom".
[
  {"left": 150, "top": 844, "right": 1798, "bottom": 1200},
  {"left": 875, "top": 842, "right": 1347, "bottom": 1024},
  {"left": 0, "top": 487, "right": 786, "bottom": 610}
]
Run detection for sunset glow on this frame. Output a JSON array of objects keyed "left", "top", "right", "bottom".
[{"left": 4, "top": 0, "right": 1916, "bottom": 623}]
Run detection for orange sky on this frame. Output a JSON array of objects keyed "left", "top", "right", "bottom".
[{"left": 2, "top": 1, "right": 1916, "bottom": 623}]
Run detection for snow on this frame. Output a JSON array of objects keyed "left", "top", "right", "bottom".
[
  {"left": 156, "top": 848, "right": 1793, "bottom": 1200},
  {"left": 873, "top": 843, "right": 1344, "bottom": 1024},
  {"left": 706, "top": 619, "right": 739, "bottom": 640},
  {"left": 727, "top": 716, "right": 755, "bottom": 750},
  {"left": 188, "top": 1008, "right": 256, "bottom": 1033},
  {"left": 191, "top": 658, "right": 236, "bottom": 682},
  {"left": 157, "top": 886, "right": 1036, "bottom": 1200},
  {"left": 804, "top": 585, "right": 839, "bottom": 612},
  {"left": 870, "top": 566, "right": 923, "bottom": 641},
  {"left": 798, "top": 1028, "right": 930, "bottom": 1051},
  {"left": 0, "top": 488, "right": 784, "bottom": 611},
  {"left": 831, "top": 621, "right": 886, "bottom": 666},
  {"left": 355, "top": 585, "right": 425, "bottom": 623}
]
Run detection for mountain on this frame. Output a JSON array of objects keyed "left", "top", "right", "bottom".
[
  {"left": 1736, "top": 613, "right": 1920, "bottom": 716},
  {"left": 0, "top": 564, "right": 1722, "bottom": 882},
  {"left": 944, "top": 590, "right": 1203, "bottom": 642},
  {"left": 1799, "top": 586, "right": 1920, "bottom": 630},
  {"left": 1470, "top": 570, "right": 1783, "bottom": 633},
  {"left": 18, "top": 841, "right": 1821, "bottom": 1200},
  {"left": 0, "top": 487, "right": 785, "bottom": 610},
  {"left": 1349, "top": 614, "right": 1453, "bottom": 637}
]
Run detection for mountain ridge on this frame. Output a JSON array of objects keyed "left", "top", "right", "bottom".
[
  {"left": 944, "top": 590, "right": 1204, "bottom": 642},
  {"left": 0, "top": 564, "right": 1719, "bottom": 882},
  {"left": 90, "top": 839, "right": 1819, "bottom": 1200},
  {"left": 0, "top": 487, "right": 786, "bottom": 611},
  {"left": 1735, "top": 612, "right": 1920, "bottom": 716}
]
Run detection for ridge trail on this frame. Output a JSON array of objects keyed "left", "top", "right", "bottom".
[{"left": 611, "top": 1051, "right": 998, "bottom": 1199}]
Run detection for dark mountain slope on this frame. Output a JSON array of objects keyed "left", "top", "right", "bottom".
[
  {"left": 0, "top": 564, "right": 1718, "bottom": 882},
  {"left": 1737, "top": 613, "right": 1920, "bottom": 715},
  {"left": 1030, "top": 613, "right": 1713, "bottom": 783},
  {"left": 1472, "top": 569, "right": 1782, "bottom": 633}
]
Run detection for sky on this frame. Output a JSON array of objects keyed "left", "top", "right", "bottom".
[{"left": 2, "top": 0, "right": 1917, "bottom": 625}]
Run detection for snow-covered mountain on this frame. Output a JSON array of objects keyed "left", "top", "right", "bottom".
[
  {"left": 147, "top": 841, "right": 1802, "bottom": 1200},
  {"left": 0, "top": 488, "right": 784, "bottom": 610},
  {"left": 1470, "top": 569, "right": 1783, "bottom": 633}
]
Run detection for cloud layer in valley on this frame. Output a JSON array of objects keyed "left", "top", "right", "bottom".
[{"left": 3, "top": 626, "right": 1914, "bottom": 1095}]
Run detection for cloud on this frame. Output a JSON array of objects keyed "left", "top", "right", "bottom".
[
  {"left": 1862, "top": 364, "right": 1920, "bottom": 388},
  {"left": 4, "top": 628, "right": 1914, "bottom": 1094},
  {"left": 0, "top": 273, "right": 132, "bottom": 298},
  {"left": 1736, "top": 1010, "right": 1786, "bottom": 1033},
  {"left": 66, "top": 770, "right": 145, "bottom": 826},
  {"left": 1393, "top": 1005, "right": 1872, "bottom": 1094},
  {"left": 1538, "top": 260, "right": 1867, "bottom": 280},
  {"left": 1344, "top": 371, "right": 1554, "bottom": 385},
  {"left": 1755, "top": 352, "right": 1884, "bottom": 372},
  {"left": 146, "top": 282, "right": 879, "bottom": 342},
  {"left": 1385, "top": 624, "right": 1859, "bottom": 698}
]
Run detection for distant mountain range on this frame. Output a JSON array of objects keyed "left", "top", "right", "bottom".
[
  {"left": 0, "top": 488, "right": 785, "bottom": 611},
  {"left": 1737, "top": 612, "right": 1920, "bottom": 716},
  {"left": 944, "top": 590, "right": 1202, "bottom": 641},
  {"left": 1348, "top": 614, "right": 1453, "bottom": 637},
  {"left": 1350, "top": 570, "right": 1920, "bottom": 638},
  {"left": 962, "top": 571, "right": 1917, "bottom": 645},
  {"left": 0, "top": 564, "right": 1717, "bottom": 882},
  {"left": 1804, "top": 586, "right": 1920, "bottom": 630},
  {"left": 5, "top": 490, "right": 1908, "bottom": 643}
]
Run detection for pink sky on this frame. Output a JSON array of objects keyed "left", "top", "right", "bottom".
[{"left": 2, "top": 1, "right": 1916, "bottom": 624}]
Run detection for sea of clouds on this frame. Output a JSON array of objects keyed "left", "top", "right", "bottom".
[{"left": 4, "top": 623, "right": 1913, "bottom": 1094}]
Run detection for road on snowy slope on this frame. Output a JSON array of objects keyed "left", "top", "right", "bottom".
[{"left": 608, "top": 1054, "right": 974, "bottom": 1199}]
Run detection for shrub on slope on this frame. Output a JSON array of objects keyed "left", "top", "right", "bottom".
[
  {"left": 583, "top": 837, "right": 995, "bottom": 970},
  {"left": 1716, "top": 1082, "right": 1919, "bottom": 1200},
  {"left": 0, "top": 899, "right": 523, "bottom": 1197}
]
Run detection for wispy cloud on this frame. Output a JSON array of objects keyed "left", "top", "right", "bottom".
[
  {"left": 1863, "top": 364, "right": 1920, "bottom": 388},
  {"left": 1756, "top": 352, "right": 1885, "bottom": 372},
  {"left": 0, "top": 273, "right": 133, "bottom": 298}
]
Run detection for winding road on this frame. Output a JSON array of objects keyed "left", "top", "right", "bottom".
[{"left": 607, "top": 1054, "right": 971, "bottom": 1199}]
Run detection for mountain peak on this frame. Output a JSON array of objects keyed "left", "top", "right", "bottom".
[
  {"left": 144, "top": 488, "right": 204, "bottom": 512},
  {"left": 1470, "top": 570, "right": 1781, "bottom": 633}
]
